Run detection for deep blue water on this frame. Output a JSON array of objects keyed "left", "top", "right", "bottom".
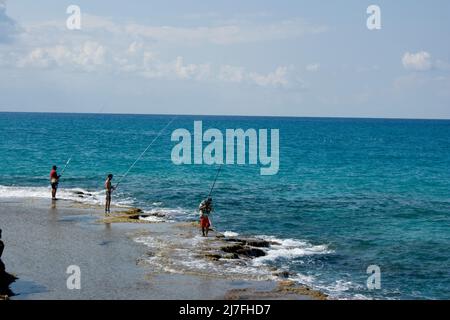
[{"left": 1, "top": 112, "right": 449, "bottom": 299}]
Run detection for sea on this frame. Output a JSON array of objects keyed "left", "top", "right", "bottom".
[{"left": 0, "top": 112, "right": 449, "bottom": 299}]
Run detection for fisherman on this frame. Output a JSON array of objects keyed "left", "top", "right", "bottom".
[
  {"left": 104, "top": 174, "right": 115, "bottom": 214},
  {"left": 49, "top": 165, "right": 60, "bottom": 200},
  {"left": 199, "top": 197, "right": 213, "bottom": 237}
]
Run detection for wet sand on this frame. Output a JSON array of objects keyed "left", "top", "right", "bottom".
[{"left": 0, "top": 198, "right": 324, "bottom": 300}]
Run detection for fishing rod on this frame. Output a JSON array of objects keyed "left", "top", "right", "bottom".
[
  {"left": 59, "top": 156, "right": 72, "bottom": 178},
  {"left": 207, "top": 164, "right": 222, "bottom": 198},
  {"left": 114, "top": 116, "right": 178, "bottom": 190}
]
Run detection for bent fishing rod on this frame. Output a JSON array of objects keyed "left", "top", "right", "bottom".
[
  {"left": 207, "top": 164, "right": 222, "bottom": 198},
  {"left": 114, "top": 116, "right": 178, "bottom": 190}
]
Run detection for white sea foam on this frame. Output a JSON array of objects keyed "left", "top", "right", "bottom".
[
  {"left": 252, "top": 235, "right": 333, "bottom": 266},
  {"left": 135, "top": 231, "right": 369, "bottom": 299},
  {"left": 134, "top": 232, "right": 278, "bottom": 281},
  {"left": 133, "top": 227, "right": 335, "bottom": 290},
  {"left": 143, "top": 207, "right": 191, "bottom": 219},
  {"left": 223, "top": 231, "right": 239, "bottom": 237},
  {"left": 0, "top": 185, "right": 133, "bottom": 207},
  {"left": 139, "top": 215, "right": 165, "bottom": 223},
  {"left": 289, "top": 274, "right": 316, "bottom": 285}
]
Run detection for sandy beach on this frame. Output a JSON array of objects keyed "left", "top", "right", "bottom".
[{"left": 0, "top": 197, "right": 325, "bottom": 300}]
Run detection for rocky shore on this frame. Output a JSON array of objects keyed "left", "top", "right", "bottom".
[
  {"left": 0, "top": 199, "right": 327, "bottom": 300},
  {"left": 100, "top": 207, "right": 328, "bottom": 300}
]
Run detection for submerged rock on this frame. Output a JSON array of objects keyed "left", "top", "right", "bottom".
[
  {"left": 204, "top": 253, "right": 222, "bottom": 261},
  {"left": 127, "top": 215, "right": 143, "bottom": 220},
  {"left": 221, "top": 244, "right": 266, "bottom": 258},
  {"left": 98, "top": 207, "right": 159, "bottom": 224},
  {"left": 224, "top": 281, "right": 328, "bottom": 300},
  {"left": 204, "top": 251, "right": 240, "bottom": 261},
  {"left": 243, "top": 239, "right": 272, "bottom": 248},
  {"left": 74, "top": 191, "right": 93, "bottom": 197},
  {"left": 276, "top": 281, "right": 328, "bottom": 300},
  {"left": 122, "top": 208, "right": 143, "bottom": 215},
  {"left": 149, "top": 212, "right": 166, "bottom": 218},
  {"left": 222, "top": 253, "right": 239, "bottom": 259},
  {"left": 223, "top": 238, "right": 272, "bottom": 248},
  {"left": 272, "top": 270, "right": 293, "bottom": 278}
]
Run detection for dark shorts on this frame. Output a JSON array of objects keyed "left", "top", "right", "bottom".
[
  {"left": 106, "top": 191, "right": 112, "bottom": 201},
  {"left": 51, "top": 182, "right": 58, "bottom": 189}
]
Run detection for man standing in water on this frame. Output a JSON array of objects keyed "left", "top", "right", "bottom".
[
  {"left": 199, "top": 197, "right": 213, "bottom": 237},
  {"left": 49, "top": 165, "right": 60, "bottom": 200},
  {"left": 105, "top": 174, "right": 115, "bottom": 214}
]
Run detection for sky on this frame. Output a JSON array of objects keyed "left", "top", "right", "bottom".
[{"left": 0, "top": 0, "right": 449, "bottom": 118}]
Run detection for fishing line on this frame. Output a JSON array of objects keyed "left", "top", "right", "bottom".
[{"left": 115, "top": 115, "right": 178, "bottom": 190}]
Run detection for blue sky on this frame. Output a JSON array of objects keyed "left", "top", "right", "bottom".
[{"left": 1, "top": 0, "right": 449, "bottom": 118}]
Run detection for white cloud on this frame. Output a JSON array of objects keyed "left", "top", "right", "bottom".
[
  {"left": 127, "top": 41, "right": 143, "bottom": 55},
  {"left": 173, "top": 56, "right": 211, "bottom": 80},
  {"left": 218, "top": 65, "right": 245, "bottom": 83},
  {"left": 17, "top": 41, "right": 106, "bottom": 71},
  {"left": 305, "top": 63, "right": 320, "bottom": 72},
  {"left": 21, "top": 14, "right": 326, "bottom": 46},
  {"left": 218, "top": 65, "right": 292, "bottom": 87},
  {"left": 123, "top": 19, "right": 326, "bottom": 45},
  {"left": 402, "top": 51, "right": 432, "bottom": 71},
  {"left": 3, "top": 11, "right": 312, "bottom": 88},
  {"left": 12, "top": 39, "right": 295, "bottom": 87},
  {"left": 248, "top": 67, "right": 289, "bottom": 87},
  {"left": 401, "top": 51, "right": 450, "bottom": 73}
]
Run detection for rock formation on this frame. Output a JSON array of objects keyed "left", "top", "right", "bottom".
[{"left": 0, "top": 229, "right": 17, "bottom": 299}]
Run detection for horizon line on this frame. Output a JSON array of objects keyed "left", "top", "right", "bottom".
[{"left": 0, "top": 110, "right": 449, "bottom": 121}]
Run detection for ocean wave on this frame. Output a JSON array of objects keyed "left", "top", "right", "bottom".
[
  {"left": 252, "top": 235, "right": 333, "bottom": 266},
  {"left": 0, "top": 185, "right": 195, "bottom": 224},
  {"left": 223, "top": 231, "right": 239, "bottom": 237},
  {"left": 0, "top": 185, "right": 133, "bottom": 207},
  {"left": 134, "top": 233, "right": 278, "bottom": 281},
  {"left": 139, "top": 215, "right": 166, "bottom": 223},
  {"left": 133, "top": 229, "right": 335, "bottom": 291},
  {"left": 313, "top": 280, "right": 369, "bottom": 300},
  {"left": 1, "top": 185, "right": 361, "bottom": 299},
  {"left": 142, "top": 207, "right": 192, "bottom": 221}
]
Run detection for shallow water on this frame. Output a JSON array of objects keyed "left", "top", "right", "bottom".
[{"left": 1, "top": 112, "right": 449, "bottom": 299}]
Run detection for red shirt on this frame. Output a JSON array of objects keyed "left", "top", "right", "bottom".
[{"left": 50, "top": 169, "right": 58, "bottom": 180}]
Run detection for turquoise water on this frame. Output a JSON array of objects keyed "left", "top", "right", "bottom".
[{"left": 1, "top": 112, "right": 449, "bottom": 299}]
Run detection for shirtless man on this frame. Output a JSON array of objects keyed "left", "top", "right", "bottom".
[{"left": 104, "top": 174, "right": 115, "bottom": 214}]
